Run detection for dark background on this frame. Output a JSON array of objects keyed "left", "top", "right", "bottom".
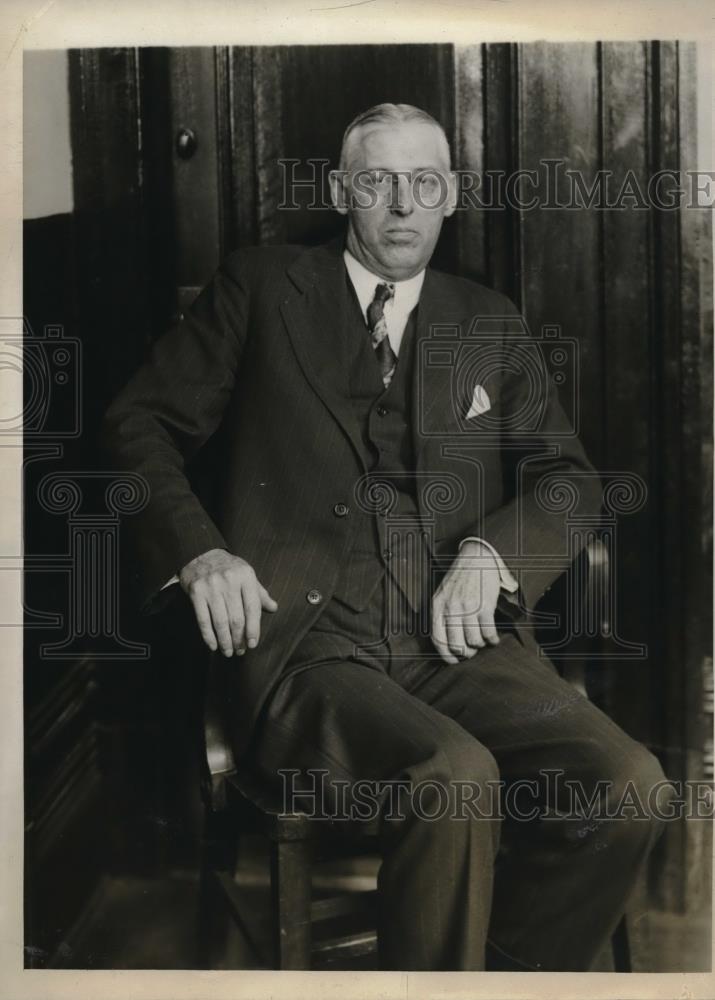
[{"left": 23, "top": 43, "right": 713, "bottom": 968}]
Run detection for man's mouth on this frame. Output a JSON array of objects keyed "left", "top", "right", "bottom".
[{"left": 385, "top": 229, "right": 419, "bottom": 243}]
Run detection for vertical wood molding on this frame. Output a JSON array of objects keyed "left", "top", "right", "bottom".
[
  {"left": 252, "top": 48, "right": 287, "bottom": 245},
  {"left": 666, "top": 39, "right": 712, "bottom": 913},
  {"left": 68, "top": 47, "right": 150, "bottom": 400},
  {"left": 454, "top": 45, "right": 486, "bottom": 282},
  {"left": 649, "top": 43, "right": 685, "bottom": 912},
  {"left": 214, "top": 46, "right": 241, "bottom": 255},
  {"left": 224, "top": 47, "right": 286, "bottom": 248},
  {"left": 480, "top": 43, "right": 521, "bottom": 301},
  {"left": 644, "top": 38, "right": 714, "bottom": 913},
  {"left": 599, "top": 42, "right": 655, "bottom": 732},
  {"left": 678, "top": 40, "right": 713, "bottom": 698},
  {"left": 223, "top": 47, "right": 258, "bottom": 249}
]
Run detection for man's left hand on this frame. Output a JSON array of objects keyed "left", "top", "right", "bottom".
[{"left": 431, "top": 540, "right": 502, "bottom": 664}]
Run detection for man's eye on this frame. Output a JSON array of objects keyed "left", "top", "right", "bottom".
[{"left": 418, "top": 173, "right": 439, "bottom": 189}]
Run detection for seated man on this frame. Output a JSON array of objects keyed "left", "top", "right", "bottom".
[{"left": 103, "top": 102, "right": 666, "bottom": 971}]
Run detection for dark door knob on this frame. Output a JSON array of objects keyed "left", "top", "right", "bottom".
[{"left": 175, "top": 127, "right": 198, "bottom": 159}]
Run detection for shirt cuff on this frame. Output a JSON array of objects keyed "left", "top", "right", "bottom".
[
  {"left": 161, "top": 574, "right": 180, "bottom": 590},
  {"left": 458, "top": 536, "right": 519, "bottom": 593}
]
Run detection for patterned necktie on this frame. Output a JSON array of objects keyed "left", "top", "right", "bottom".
[{"left": 366, "top": 282, "right": 397, "bottom": 387}]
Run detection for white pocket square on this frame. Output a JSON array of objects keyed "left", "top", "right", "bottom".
[{"left": 465, "top": 384, "right": 491, "bottom": 419}]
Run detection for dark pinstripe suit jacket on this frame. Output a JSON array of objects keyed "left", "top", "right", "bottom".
[{"left": 103, "top": 237, "right": 602, "bottom": 754}]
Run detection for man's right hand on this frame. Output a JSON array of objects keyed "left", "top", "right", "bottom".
[{"left": 179, "top": 548, "right": 278, "bottom": 657}]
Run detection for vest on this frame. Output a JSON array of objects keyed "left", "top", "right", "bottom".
[{"left": 331, "top": 281, "right": 430, "bottom": 613}]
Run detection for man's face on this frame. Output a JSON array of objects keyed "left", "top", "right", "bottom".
[{"left": 331, "top": 121, "right": 456, "bottom": 281}]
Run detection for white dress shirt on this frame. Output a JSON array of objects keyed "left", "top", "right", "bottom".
[{"left": 343, "top": 248, "right": 425, "bottom": 356}]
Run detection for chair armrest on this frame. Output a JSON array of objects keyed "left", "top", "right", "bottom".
[
  {"left": 559, "top": 536, "right": 610, "bottom": 694},
  {"left": 584, "top": 536, "right": 610, "bottom": 637}
]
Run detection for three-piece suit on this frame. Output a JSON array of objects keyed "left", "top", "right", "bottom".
[{"left": 103, "top": 236, "right": 665, "bottom": 970}]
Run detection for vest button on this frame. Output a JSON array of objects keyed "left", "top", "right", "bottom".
[
  {"left": 333, "top": 502, "right": 349, "bottom": 517},
  {"left": 306, "top": 589, "right": 323, "bottom": 605},
  {"left": 376, "top": 405, "right": 388, "bottom": 417}
]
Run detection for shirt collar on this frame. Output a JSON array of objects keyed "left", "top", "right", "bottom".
[{"left": 343, "top": 248, "right": 425, "bottom": 321}]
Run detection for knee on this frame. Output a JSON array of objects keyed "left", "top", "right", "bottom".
[
  {"left": 597, "top": 742, "right": 667, "bottom": 846},
  {"left": 411, "top": 733, "right": 500, "bottom": 822},
  {"left": 606, "top": 742, "right": 665, "bottom": 807},
  {"left": 630, "top": 745, "right": 667, "bottom": 801},
  {"left": 434, "top": 732, "right": 500, "bottom": 789}
]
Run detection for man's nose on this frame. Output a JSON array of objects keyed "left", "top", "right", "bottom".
[{"left": 390, "top": 173, "right": 414, "bottom": 215}]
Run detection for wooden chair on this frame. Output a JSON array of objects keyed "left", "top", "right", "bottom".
[{"left": 196, "top": 539, "right": 631, "bottom": 971}]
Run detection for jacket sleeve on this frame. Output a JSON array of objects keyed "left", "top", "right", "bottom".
[
  {"left": 479, "top": 298, "right": 603, "bottom": 612},
  {"left": 101, "top": 252, "right": 250, "bottom": 611}
]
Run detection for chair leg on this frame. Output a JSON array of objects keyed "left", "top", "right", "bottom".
[
  {"left": 611, "top": 914, "right": 632, "bottom": 972},
  {"left": 197, "top": 807, "right": 238, "bottom": 969},
  {"left": 270, "top": 837, "right": 312, "bottom": 969}
]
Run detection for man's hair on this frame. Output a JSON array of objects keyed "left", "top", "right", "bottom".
[{"left": 338, "top": 103, "right": 451, "bottom": 171}]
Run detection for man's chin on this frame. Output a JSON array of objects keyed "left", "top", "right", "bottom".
[{"left": 379, "top": 243, "right": 430, "bottom": 277}]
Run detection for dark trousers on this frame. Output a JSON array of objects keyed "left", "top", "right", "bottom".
[{"left": 249, "top": 576, "right": 666, "bottom": 971}]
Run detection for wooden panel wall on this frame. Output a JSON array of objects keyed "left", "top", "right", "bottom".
[{"left": 453, "top": 41, "right": 712, "bottom": 910}]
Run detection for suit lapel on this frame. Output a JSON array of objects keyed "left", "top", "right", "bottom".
[{"left": 280, "top": 239, "right": 367, "bottom": 466}]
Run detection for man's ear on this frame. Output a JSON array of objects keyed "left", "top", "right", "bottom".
[
  {"left": 443, "top": 171, "right": 458, "bottom": 218},
  {"left": 329, "top": 168, "right": 349, "bottom": 216}
]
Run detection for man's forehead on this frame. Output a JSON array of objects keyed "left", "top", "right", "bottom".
[{"left": 348, "top": 121, "right": 449, "bottom": 168}]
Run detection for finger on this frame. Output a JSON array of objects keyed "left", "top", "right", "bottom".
[
  {"left": 242, "top": 581, "right": 262, "bottom": 649},
  {"left": 259, "top": 584, "right": 278, "bottom": 612},
  {"left": 224, "top": 592, "right": 246, "bottom": 656},
  {"left": 431, "top": 601, "right": 458, "bottom": 665},
  {"left": 433, "top": 634, "right": 459, "bottom": 665},
  {"left": 444, "top": 607, "right": 468, "bottom": 659},
  {"left": 208, "top": 597, "right": 234, "bottom": 657},
  {"left": 479, "top": 608, "right": 500, "bottom": 646},
  {"left": 191, "top": 593, "right": 217, "bottom": 652},
  {"left": 463, "top": 615, "right": 485, "bottom": 651},
  {"left": 443, "top": 601, "right": 467, "bottom": 657}
]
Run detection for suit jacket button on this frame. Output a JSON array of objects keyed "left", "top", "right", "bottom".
[
  {"left": 333, "top": 502, "right": 349, "bottom": 517},
  {"left": 306, "top": 589, "right": 323, "bottom": 605}
]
